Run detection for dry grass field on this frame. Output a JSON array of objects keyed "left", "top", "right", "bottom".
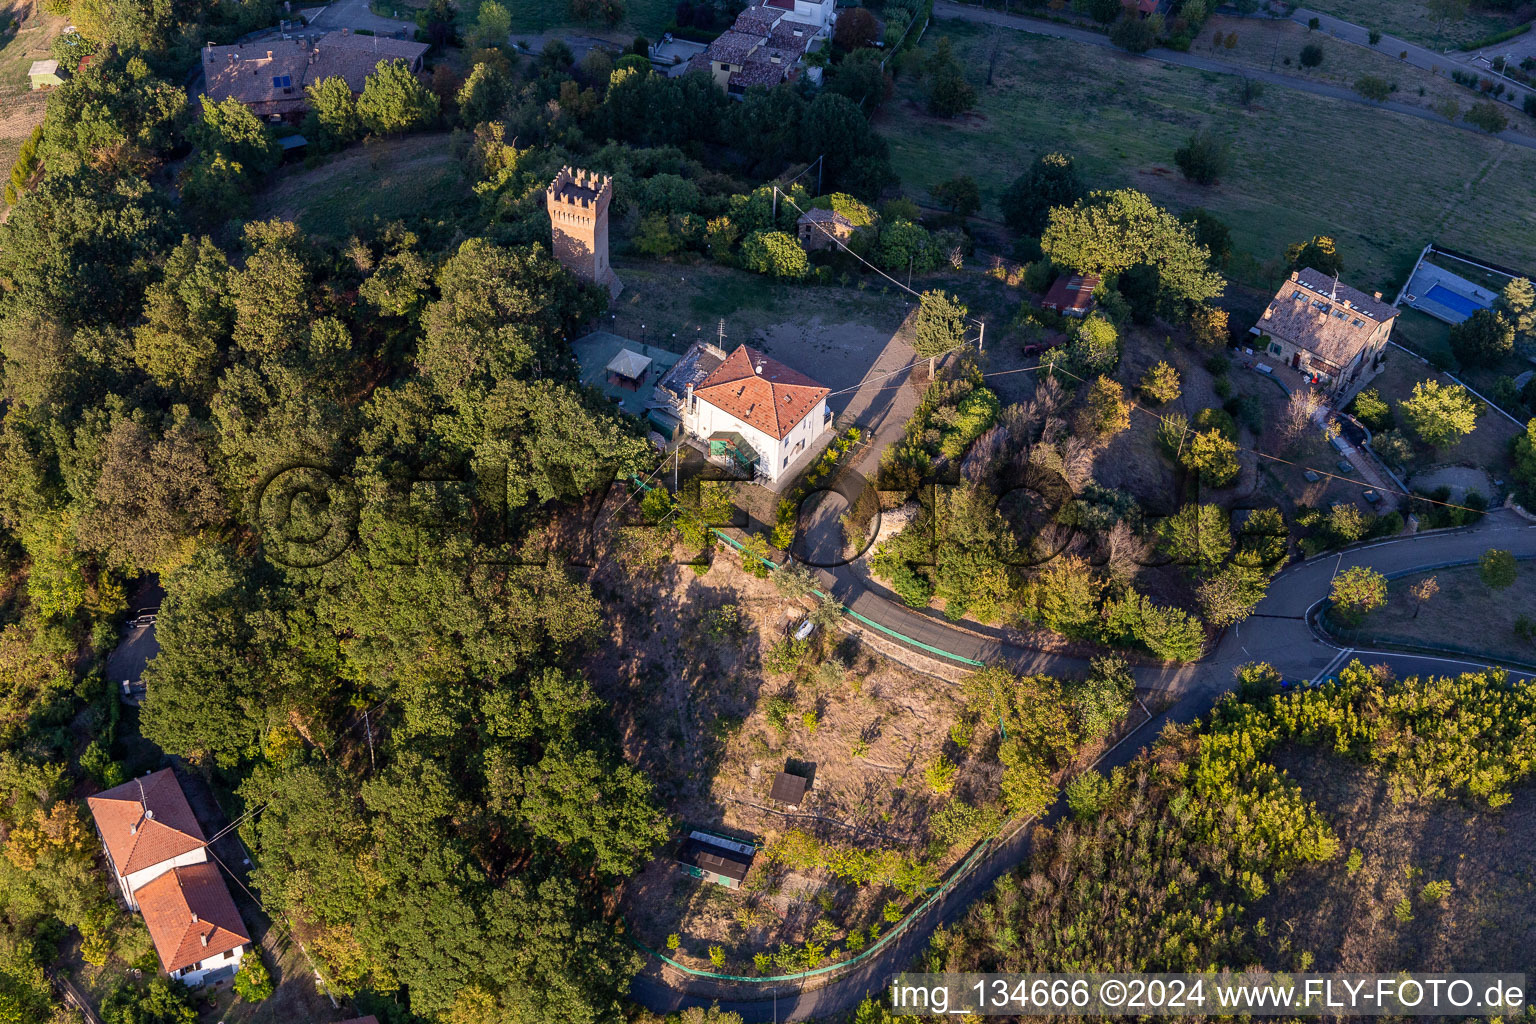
[
  {"left": 1301, "top": 0, "right": 1515, "bottom": 48},
  {"left": 878, "top": 23, "right": 1536, "bottom": 295},
  {"left": 251, "top": 133, "right": 472, "bottom": 239},
  {"left": 1330, "top": 562, "right": 1536, "bottom": 665}
]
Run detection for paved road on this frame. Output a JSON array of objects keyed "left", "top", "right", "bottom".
[
  {"left": 1289, "top": 6, "right": 1534, "bottom": 102},
  {"left": 299, "top": 0, "right": 416, "bottom": 36},
  {"left": 631, "top": 508, "right": 1536, "bottom": 1021},
  {"left": 932, "top": 1, "right": 1536, "bottom": 152}
]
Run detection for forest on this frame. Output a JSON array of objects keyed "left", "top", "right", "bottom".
[
  {"left": 931, "top": 660, "right": 1536, "bottom": 982},
  {"left": 0, "top": 0, "right": 908, "bottom": 1017}
]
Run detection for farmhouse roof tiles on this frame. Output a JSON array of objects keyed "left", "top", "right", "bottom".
[
  {"left": 135, "top": 862, "right": 249, "bottom": 973},
  {"left": 694, "top": 345, "right": 827, "bottom": 440},
  {"left": 1259, "top": 268, "right": 1399, "bottom": 370},
  {"left": 87, "top": 769, "right": 206, "bottom": 877},
  {"left": 201, "top": 31, "right": 429, "bottom": 114}
]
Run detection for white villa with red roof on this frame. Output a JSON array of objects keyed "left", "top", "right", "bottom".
[
  {"left": 655, "top": 343, "right": 830, "bottom": 483},
  {"left": 87, "top": 769, "right": 251, "bottom": 986}
]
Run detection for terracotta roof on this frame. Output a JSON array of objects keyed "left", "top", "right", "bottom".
[
  {"left": 684, "top": 52, "right": 712, "bottom": 74},
  {"left": 729, "top": 56, "right": 791, "bottom": 88},
  {"left": 769, "top": 19, "right": 817, "bottom": 53},
  {"left": 1259, "top": 269, "right": 1398, "bottom": 370},
  {"left": 135, "top": 862, "right": 249, "bottom": 973},
  {"left": 1041, "top": 273, "right": 1099, "bottom": 313},
  {"left": 708, "top": 30, "right": 764, "bottom": 64},
  {"left": 201, "top": 31, "right": 429, "bottom": 113},
  {"left": 87, "top": 769, "right": 206, "bottom": 876},
  {"left": 731, "top": 7, "right": 780, "bottom": 35},
  {"left": 694, "top": 345, "right": 827, "bottom": 440}
]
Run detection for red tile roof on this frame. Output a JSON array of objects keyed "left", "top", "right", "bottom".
[
  {"left": 87, "top": 769, "right": 206, "bottom": 876},
  {"left": 1041, "top": 273, "right": 1099, "bottom": 313},
  {"left": 694, "top": 345, "right": 828, "bottom": 440},
  {"left": 135, "top": 862, "right": 250, "bottom": 973}
]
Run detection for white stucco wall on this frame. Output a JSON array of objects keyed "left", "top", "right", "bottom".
[
  {"left": 688, "top": 395, "right": 828, "bottom": 482},
  {"left": 117, "top": 848, "right": 209, "bottom": 910},
  {"left": 173, "top": 943, "right": 245, "bottom": 986}
]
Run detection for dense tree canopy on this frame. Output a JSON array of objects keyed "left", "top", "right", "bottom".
[{"left": 1041, "top": 190, "right": 1224, "bottom": 307}]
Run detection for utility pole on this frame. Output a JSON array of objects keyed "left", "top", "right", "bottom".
[
  {"left": 364, "top": 707, "right": 375, "bottom": 769},
  {"left": 977, "top": 320, "right": 985, "bottom": 353}
]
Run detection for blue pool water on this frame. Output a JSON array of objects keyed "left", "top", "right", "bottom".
[{"left": 1424, "top": 283, "right": 1489, "bottom": 317}]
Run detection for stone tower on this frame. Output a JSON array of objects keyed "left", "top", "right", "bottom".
[{"left": 546, "top": 166, "right": 621, "bottom": 298}]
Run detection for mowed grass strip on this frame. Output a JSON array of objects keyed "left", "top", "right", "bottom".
[
  {"left": 877, "top": 22, "right": 1536, "bottom": 294},
  {"left": 1298, "top": 0, "right": 1511, "bottom": 49},
  {"left": 1341, "top": 563, "right": 1536, "bottom": 666}
]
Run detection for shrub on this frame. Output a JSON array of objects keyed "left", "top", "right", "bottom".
[
  {"left": 1299, "top": 43, "right": 1323, "bottom": 67},
  {"left": 1173, "top": 129, "right": 1230, "bottom": 185},
  {"left": 1330, "top": 565, "right": 1387, "bottom": 624},
  {"left": 1140, "top": 360, "right": 1182, "bottom": 404},
  {"left": 1368, "top": 28, "right": 1380, "bottom": 44},
  {"left": 740, "top": 230, "right": 810, "bottom": 278},
  {"left": 233, "top": 951, "right": 274, "bottom": 1002},
  {"left": 1464, "top": 100, "right": 1508, "bottom": 134},
  {"left": 1478, "top": 548, "right": 1517, "bottom": 590},
  {"left": 764, "top": 694, "right": 796, "bottom": 732},
  {"left": 765, "top": 639, "right": 810, "bottom": 675},
  {"left": 925, "top": 754, "right": 958, "bottom": 794},
  {"left": 1064, "top": 770, "right": 1110, "bottom": 819}
]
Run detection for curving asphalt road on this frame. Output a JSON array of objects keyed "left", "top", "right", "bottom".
[
  {"left": 931, "top": 1, "right": 1536, "bottom": 152},
  {"left": 631, "top": 507, "right": 1536, "bottom": 1021}
]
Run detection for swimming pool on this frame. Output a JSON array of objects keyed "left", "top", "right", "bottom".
[{"left": 1423, "top": 283, "right": 1490, "bottom": 317}]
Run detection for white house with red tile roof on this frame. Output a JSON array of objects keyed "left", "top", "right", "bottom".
[
  {"left": 135, "top": 862, "right": 251, "bottom": 986},
  {"left": 669, "top": 344, "right": 830, "bottom": 482},
  {"left": 86, "top": 769, "right": 251, "bottom": 985},
  {"left": 87, "top": 768, "right": 209, "bottom": 909}
]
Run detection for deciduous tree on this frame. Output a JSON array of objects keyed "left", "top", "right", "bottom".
[
  {"left": 1000, "top": 151, "right": 1083, "bottom": 237},
  {"left": 1330, "top": 565, "right": 1386, "bottom": 623},
  {"left": 1399, "top": 378, "right": 1477, "bottom": 449}
]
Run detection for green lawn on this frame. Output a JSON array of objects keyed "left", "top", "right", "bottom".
[
  {"left": 877, "top": 23, "right": 1536, "bottom": 296},
  {"left": 251, "top": 134, "right": 474, "bottom": 239},
  {"left": 1301, "top": 0, "right": 1513, "bottom": 49}
]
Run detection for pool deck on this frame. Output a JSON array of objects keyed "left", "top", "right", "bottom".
[{"left": 1402, "top": 261, "right": 1500, "bottom": 325}]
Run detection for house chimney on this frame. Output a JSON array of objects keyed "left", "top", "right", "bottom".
[
  {"left": 129, "top": 823, "right": 137, "bottom": 835},
  {"left": 191, "top": 912, "right": 198, "bottom": 923},
  {"left": 1263, "top": 307, "right": 1272, "bottom": 319},
  {"left": 266, "top": 49, "right": 272, "bottom": 59},
  {"left": 1289, "top": 271, "right": 1298, "bottom": 281},
  {"left": 1373, "top": 291, "right": 1382, "bottom": 300},
  {"left": 201, "top": 932, "right": 209, "bottom": 947},
  {"left": 755, "top": 361, "right": 764, "bottom": 374}
]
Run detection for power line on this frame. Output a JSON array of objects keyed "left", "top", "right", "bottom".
[{"left": 1043, "top": 360, "right": 1486, "bottom": 515}]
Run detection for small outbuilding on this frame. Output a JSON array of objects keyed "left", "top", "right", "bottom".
[
  {"left": 1040, "top": 272, "right": 1099, "bottom": 317},
  {"left": 796, "top": 207, "right": 855, "bottom": 252},
  {"left": 769, "top": 770, "right": 808, "bottom": 808},
  {"left": 277, "top": 134, "right": 309, "bottom": 162},
  {"left": 29, "top": 60, "right": 65, "bottom": 90},
  {"left": 605, "top": 347, "right": 654, "bottom": 391},
  {"left": 677, "top": 831, "right": 756, "bottom": 889}
]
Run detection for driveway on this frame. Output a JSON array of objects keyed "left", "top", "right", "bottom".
[
  {"left": 933, "top": 1, "right": 1536, "bottom": 151},
  {"left": 1289, "top": 6, "right": 1534, "bottom": 103},
  {"left": 299, "top": 0, "right": 417, "bottom": 36},
  {"left": 631, "top": 507, "right": 1536, "bottom": 1020}
]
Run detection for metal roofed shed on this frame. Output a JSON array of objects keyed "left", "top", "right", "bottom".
[
  {"left": 769, "top": 770, "right": 808, "bottom": 807},
  {"left": 677, "top": 831, "right": 756, "bottom": 889},
  {"left": 605, "top": 347, "right": 654, "bottom": 384}
]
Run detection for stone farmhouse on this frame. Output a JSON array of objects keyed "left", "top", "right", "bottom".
[
  {"left": 1251, "top": 268, "right": 1398, "bottom": 393},
  {"left": 796, "top": 207, "right": 855, "bottom": 252},
  {"left": 685, "top": 0, "right": 834, "bottom": 95},
  {"left": 86, "top": 769, "right": 251, "bottom": 986},
  {"left": 200, "top": 29, "right": 429, "bottom": 120}
]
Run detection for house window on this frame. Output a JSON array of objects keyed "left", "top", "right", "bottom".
[
  {"left": 782, "top": 457, "right": 788, "bottom": 468},
  {"left": 1269, "top": 343, "right": 1282, "bottom": 357}
]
